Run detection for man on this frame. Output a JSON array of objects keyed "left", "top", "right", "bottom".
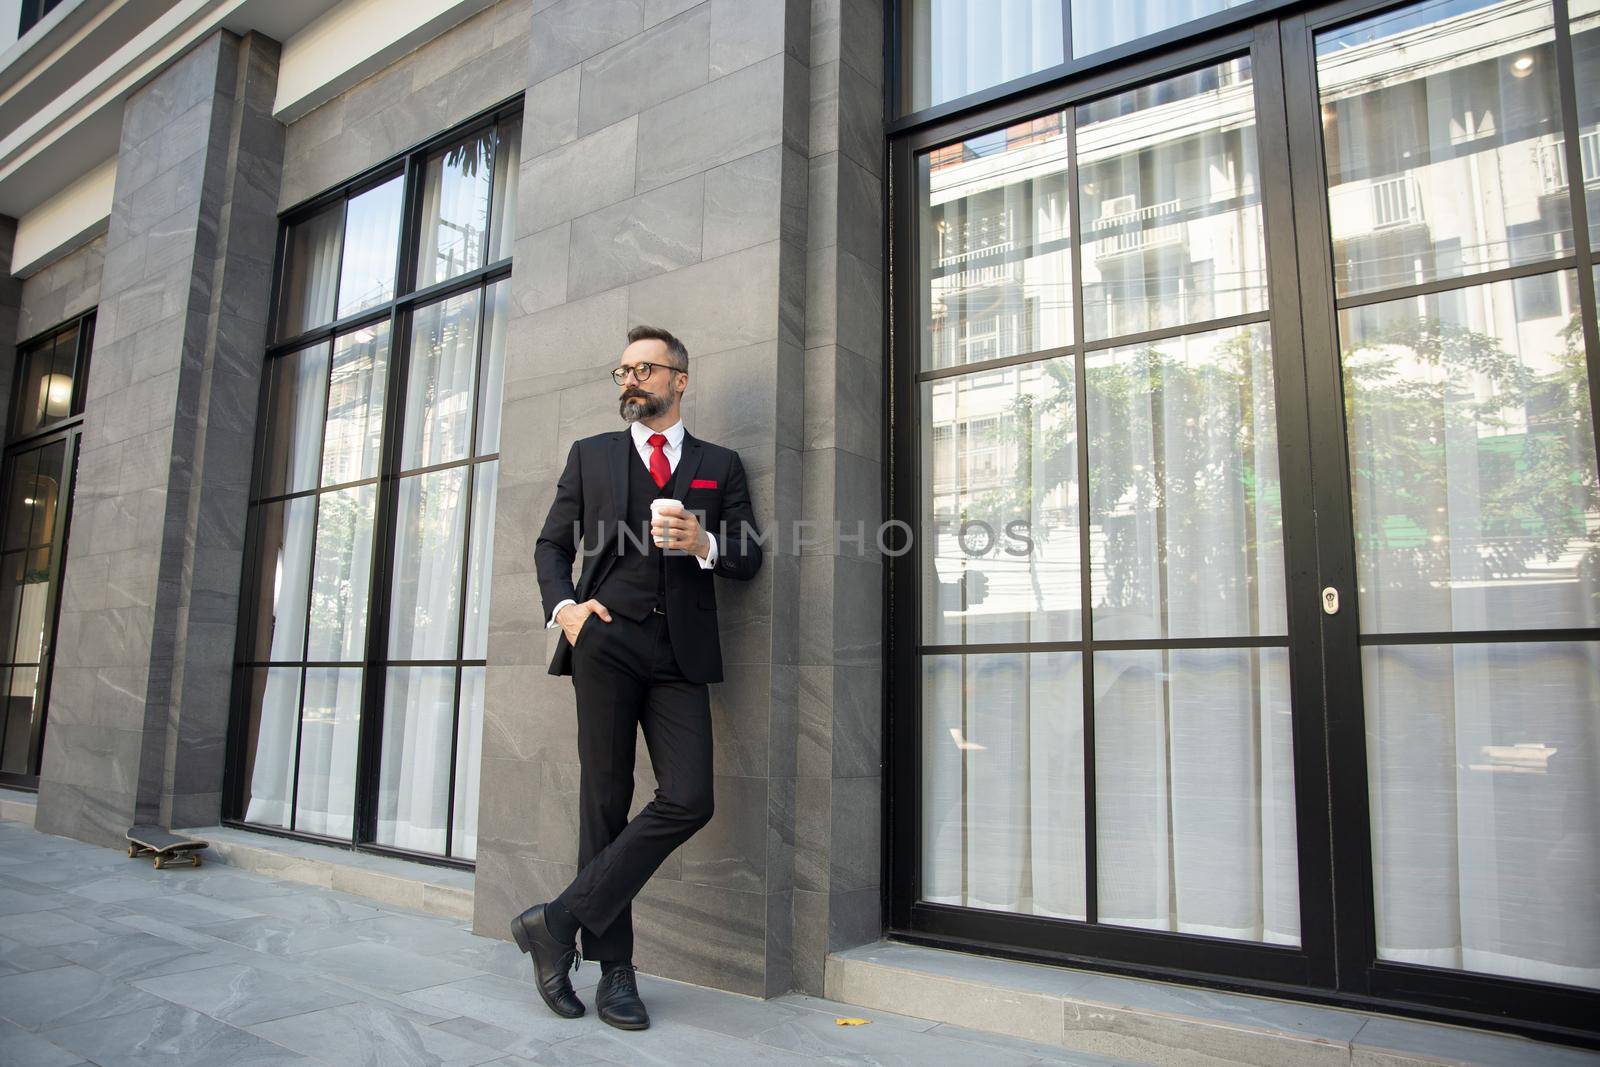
[{"left": 511, "top": 324, "right": 763, "bottom": 1031}]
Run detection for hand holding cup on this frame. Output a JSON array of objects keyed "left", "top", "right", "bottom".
[{"left": 650, "top": 499, "right": 706, "bottom": 556}]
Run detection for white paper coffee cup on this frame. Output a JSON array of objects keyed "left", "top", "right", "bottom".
[{"left": 649, "top": 498, "right": 682, "bottom": 545}]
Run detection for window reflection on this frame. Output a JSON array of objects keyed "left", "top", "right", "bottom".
[
  {"left": 920, "top": 113, "right": 1074, "bottom": 372},
  {"left": 336, "top": 176, "right": 403, "bottom": 319},
  {"left": 277, "top": 206, "right": 342, "bottom": 339},
  {"left": 417, "top": 129, "right": 495, "bottom": 288},
  {"left": 1318, "top": 0, "right": 1568, "bottom": 297},
  {"left": 1341, "top": 272, "right": 1599, "bottom": 633},
  {"left": 1573, "top": 0, "right": 1600, "bottom": 248},
  {"left": 1077, "top": 58, "right": 1266, "bottom": 340},
  {"left": 921, "top": 357, "right": 1081, "bottom": 645}
]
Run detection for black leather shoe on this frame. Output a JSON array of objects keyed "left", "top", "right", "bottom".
[
  {"left": 510, "top": 902, "right": 584, "bottom": 1018},
  {"left": 595, "top": 962, "right": 649, "bottom": 1030}
]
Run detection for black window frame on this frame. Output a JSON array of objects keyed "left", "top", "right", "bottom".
[
  {"left": 224, "top": 96, "right": 523, "bottom": 871},
  {"left": 886, "top": 0, "right": 1600, "bottom": 1046}
]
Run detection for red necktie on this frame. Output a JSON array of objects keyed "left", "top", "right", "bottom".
[{"left": 648, "top": 432, "right": 670, "bottom": 489}]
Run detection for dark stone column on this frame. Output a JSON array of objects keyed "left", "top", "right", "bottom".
[{"left": 35, "top": 30, "right": 284, "bottom": 845}]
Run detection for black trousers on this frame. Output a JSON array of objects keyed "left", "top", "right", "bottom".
[{"left": 559, "top": 608, "right": 714, "bottom": 963}]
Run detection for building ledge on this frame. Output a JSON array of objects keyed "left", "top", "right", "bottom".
[
  {"left": 0, "top": 786, "right": 37, "bottom": 826},
  {"left": 175, "top": 824, "right": 473, "bottom": 922},
  {"left": 824, "top": 940, "right": 1599, "bottom": 1067}
]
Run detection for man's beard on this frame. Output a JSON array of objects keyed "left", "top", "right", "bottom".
[{"left": 620, "top": 391, "right": 669, "bottom": 422}]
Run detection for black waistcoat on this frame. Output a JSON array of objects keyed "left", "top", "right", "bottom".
[{"left": 593, "top": 441, "right": 681, "bottom": 621}]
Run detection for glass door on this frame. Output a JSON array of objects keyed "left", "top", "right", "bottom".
[
  {"left": 1284, "top": 0, "right": 1600, "bottom": 1028},
  {"left": 889, "top": 0, "right": 1600, "bottom": 1033},
  {"left": 892, "top": 25, "right": 1337, "bottom": 989},
  {"left": 0, "top": 313, "right": 92, "bottom": 788}
]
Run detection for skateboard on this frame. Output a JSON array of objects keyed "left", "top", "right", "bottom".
[{"left": 125, "top": 825, "right": 208, "bottom": 869}]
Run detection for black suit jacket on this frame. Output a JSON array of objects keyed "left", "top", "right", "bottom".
[{"left": 535, "top": 428, "right": 763, "bottom": 684}]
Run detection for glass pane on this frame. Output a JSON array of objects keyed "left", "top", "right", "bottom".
[
  {"left": 476, "top": 280, "right": 510, "bottom": 455},
  {"left": 1574, "top": 0, "right": 1600, "bottom": 248},
  {"left": 3, "top": 448, "right": 39, "bottom": 550},
  {"left": 9, "top": 548, "right": 49, "bottom": 665},
  {"left": 921, "top": 651, "right": 1086, "bottom": 918},
  {"left": 1317, "top": 0, "right": 1567, "bottom": 298},
  {"left": 389, "top": 468, "right": 469, "bottom": 660},
  {"left": 22, "top": 440, "right": 64, "bottom": 547},
  {"left": 336, "top": 176, "right": 404, "bottom": 319},
  {"left": 242, "top": 666, "right": 301, "bottom": 829},
  {"left": 376, "top": 665, "right": 455, "bottom": 854},
  {"left": 417, "top": 129, "right": 494, "bottom": 288},
  {"left": 920, "top": 113, "right": 1073, "bottom": 372},
  {"left": 1077, "top": 58, "right": 1266, "bottom": 341},
  {"left": 489, "top": 119, "right": 521, "bottom": 263},
  {"left": 903, "top": 0, "right": 1063, "bottom": 112},
  {"left": 321, "top": 323, "right": 390, "bottom": 487},
  {"left": 462, "top": 461, "right": 497, "bottom": 660},
  {"left": 452, "top": 666, "right": 485, "bottom": 859},
  {"left": 260, "top": 342, "right": 331, "bottom": 498},
  {"left": 1096, "top": 647, "right": 1299, "bottom": 944},
  {"left": 1072, "top": 0, "right": 1250, "bottom": 58},
  {"left": 306, "top": 485, "right": 376, "bottom": 662},
  {"left": 0, "top": 666, "right": 36, "bottom": 774},
  {"left": 1087, "top": 322, "right": 1286, "bottom": 640},
  {"left": 1341, "top": 272, "right": 1599, "bottom": 633},
  {"left": 293, "top": 667, "right": 362, "bottom": 838},
  {"left": 250, "top": 497, "right": 316, "bottom": 662},
  {"left": 920, "top": 357, "right": 1081, "bottom": 645},
  {"left": 402, "top": 291, "right": 481, "bottom": 470},
  {"left": 0, "top": 552, "right": 26, "bottom": 665},
  {"left": 277, "top": 205, "right": 343, "bottom": 339},
  {"left": 13, "top": 330, "right": 77, "bottom": 436},
  {"left": 1364, "top": 641, "right": 1600, "bottom": 987}
]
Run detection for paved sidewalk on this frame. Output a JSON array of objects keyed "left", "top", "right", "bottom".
[{"left": 0, "top": 818, "right": 1127, "bottom": 1066}]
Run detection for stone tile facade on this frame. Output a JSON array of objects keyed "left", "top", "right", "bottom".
[{"left": 34, "top": 30, "right": 284, "bottom": 845}]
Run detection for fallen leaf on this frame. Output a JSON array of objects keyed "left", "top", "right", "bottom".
[{"left": 835, "top": 1017, "right": 871, "bottom": 1026}]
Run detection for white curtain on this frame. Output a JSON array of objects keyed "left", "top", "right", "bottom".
[
  {"left": 294, "top": 668, "right": 363, "bottom": 838},
  {"left": 377, "top": 666, "right": 455, "bottom": 853},
  {"left": 403, "top": 292, "right": 481, "bottom": 471},
  {"left": 489, "top": 119, "right": 521, "bottom": 264},
  {"left": 1071, "top": 0, "right": 1250, "bottom": 58},
  {"left": 280, "top": 209, "right": 342, "bottom": 336},
  {"left": 244, "top": 667, "right": 301, "bottom": 828},
  {"left": 922, "top": 652, "right": 1087, "bottom": 919},
  {"left": 452, "top": 668, "right": 486, "bottom": 860},
  {"left": 910, "top": 0, "right": 1063, "bottom": 110}
]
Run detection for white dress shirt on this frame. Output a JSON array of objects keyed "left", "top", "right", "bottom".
[{"left": 547, "top": 418, "right": 718, "bottom": 628}]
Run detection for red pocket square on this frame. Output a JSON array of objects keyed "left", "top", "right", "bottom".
[{"left": 690, "top": 478, "right": 718, "bottom": 489}]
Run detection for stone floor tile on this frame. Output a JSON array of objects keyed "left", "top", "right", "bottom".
[
  {"left": 133, "top": 961, "right": 362, "bottom": 1027},
  {"left": 0, "top": 963, "right": 168, "bottom": 1031},
  {"left": 246, "top": 1000, "right": 505, "bottom": 1066},
  {"left": 41, "top": 1001, "right": 314, "bottom": 1066}
]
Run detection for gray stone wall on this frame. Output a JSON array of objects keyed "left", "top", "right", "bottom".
[
  {"left": 15, "top": 233, "right": 105, "bottom": 345},
  {"left": 467, "top": 0, "right": 890, "bottom": 1000},
  {"left": 474, "top": 0, "right": 819, "bottom": 999},
  {"left": 0, "top": 218, "right": 21, "bottom": 443},
  {"left": 35, "top": 30, "right": 284, "bottom": 845},
  {"left": 793, "top": 0, "right": 886, "bottom": 995},
  {"left": 278, "top": 0, "right": 530, "bottom": 209}
]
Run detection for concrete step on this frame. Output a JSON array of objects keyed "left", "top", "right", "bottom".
[
  {"left": 176, "top": 824, "right": 474, "bottom": 921},
  {"left": 825, "top": 940, "right": 1599, "bottom": 1067},
  {"left": 0, "top": 786, "right": 36, "bottom": 826}
]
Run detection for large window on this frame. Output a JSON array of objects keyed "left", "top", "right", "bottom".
[
  {"left": 891, "top": 0, "right": 1600, "bottom": 1038},
  {"left": 0, "top": 311, "right": 92, "bottom": 788},
  {"left": 231, "top": 104, "right": 520, "bottom": 863}
]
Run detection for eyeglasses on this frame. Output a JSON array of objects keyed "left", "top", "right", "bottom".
[{"left": 612, "top": 362, "right": 685, "bottom": 386}]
